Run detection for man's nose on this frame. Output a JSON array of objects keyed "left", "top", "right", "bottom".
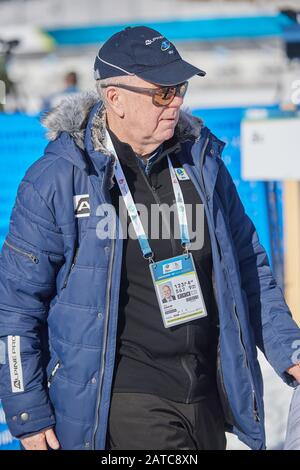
[{"left": 170, "top": 94, "right": 184, "bottom": 108}]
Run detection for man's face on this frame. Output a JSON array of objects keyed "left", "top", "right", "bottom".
[
  {"left": 117, "top": 76, "right": 184, "bottom": 149},
  {"left": 162, "top": 286, "right": 172, "bottom": 298}
]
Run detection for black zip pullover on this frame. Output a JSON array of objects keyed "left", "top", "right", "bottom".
[{"left": 109, "top": 129, "right": 219, "bottom": 403}]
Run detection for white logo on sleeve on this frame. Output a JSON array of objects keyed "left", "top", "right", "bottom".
[
  {"left": 8, "top": 336, "right": 24, "bottom": 393},
  {"left": 73, "top": 194, "right": 90, "bottom": 218}
]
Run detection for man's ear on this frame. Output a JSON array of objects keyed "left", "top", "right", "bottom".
[{"left": 105, "top": 87, "right": 125, "bottom": 118}]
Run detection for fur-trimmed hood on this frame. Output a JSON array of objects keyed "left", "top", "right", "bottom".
[{"left": 41, "top": 91, "right": 203, "bottom": 157}]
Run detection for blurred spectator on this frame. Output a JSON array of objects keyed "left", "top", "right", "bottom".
[
  {"left": 42, "top": 71, "right": 80, "bottom": 112},
  {"left": 0, "top": 38, "right": 18, "bottom": 112}
]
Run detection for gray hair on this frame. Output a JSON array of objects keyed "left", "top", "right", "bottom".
[
  {"left": 95, "top": 76, "right": 135, "bottom": 104},
  {"left": 95, "top": 78, "right": 112, "bottom": 102}
]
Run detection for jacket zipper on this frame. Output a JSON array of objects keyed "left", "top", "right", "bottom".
[
  {"left": 92, "top": 227, "right": 116, "bottom": 449},
  {"left": 183, "top": 138, "right": 260, "bottom": 424},
  {"left": 62, "top": 247, "right": 79, "bottom": 289},
  {"left": 4, "top": 240, "right": 39, "bottom": 264},
  {"left": 181, "top": 324, "right": 194, "bottom": 403},
  {"left": 47, "top": 361, "right": 60, "bottom": 388},
  {"left": 233, "top": 304, "right": 260, "bottom": 422},
  {"left": 137, "top": 163, "right": 177, "bottom": 256}
]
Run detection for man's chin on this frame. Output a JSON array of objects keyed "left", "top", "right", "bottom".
[{"left": 161, "top": 127, "right": 176, "bottom": 141}]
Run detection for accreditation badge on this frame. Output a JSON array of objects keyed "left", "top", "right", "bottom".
[{"left": 149, "top": 253, "right": 208, "bottom": 328}]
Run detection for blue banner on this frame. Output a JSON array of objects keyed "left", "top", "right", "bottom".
[{"left": 46, "top": 14, "right": 293, "bottom": 46}]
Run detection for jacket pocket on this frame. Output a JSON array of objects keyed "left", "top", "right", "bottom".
[{"left": 4, "top": 239, "right": 39, "bottom": 264}]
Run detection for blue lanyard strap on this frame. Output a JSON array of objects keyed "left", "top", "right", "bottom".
[
  {"left": 167, "top": 155, "right": 191, "bottom": 249},
  {"left": 106, "top": 130, "right": 191, "bottom": 260}
]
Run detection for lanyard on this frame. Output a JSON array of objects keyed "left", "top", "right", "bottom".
[{"left": 106, "top": 130, "right": 191, "bottom": 260}]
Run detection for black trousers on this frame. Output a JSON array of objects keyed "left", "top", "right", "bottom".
[{"left": 105, "top": 391, "right": 227, "bottom": 450}]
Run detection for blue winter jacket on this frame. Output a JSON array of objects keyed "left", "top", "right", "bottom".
[{"left": 0, "top": 93, "right": 299, "bottom": 450}]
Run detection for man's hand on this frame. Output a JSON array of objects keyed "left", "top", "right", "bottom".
[
  {"left": 21, "top": 428, "right": 60, "bottom": 450},
  {"left": 287, "top": 364, "right": 300, "bottom": 384}
]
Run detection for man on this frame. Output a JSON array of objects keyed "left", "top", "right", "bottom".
[
  {"left": 0, "top": 25, "right": 300, "bottom": 451},
  {"left": 161, "top": 285, "right": 176, "bottom": 303}
]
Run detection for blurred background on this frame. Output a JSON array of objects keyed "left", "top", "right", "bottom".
[{"left": 1, "top": 0, "right": 300, "bottom": 450}]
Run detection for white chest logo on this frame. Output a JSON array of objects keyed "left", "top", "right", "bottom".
[
  {"left": 74, "top": 194, "right": 90, "bottom": 218},
  {"left": 174, "top": 168, "right": 190, "bottom": 181}
]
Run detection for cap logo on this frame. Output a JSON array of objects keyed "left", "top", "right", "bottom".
[
  {"left": 145, "top": 35, "right": 164, "bottom": 46},
  {"left": 161, "top": 40, "right": 170, "bottom": 51}
]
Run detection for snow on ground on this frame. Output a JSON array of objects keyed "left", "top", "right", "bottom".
[{"left": 226, "top": 350, "right": 294, "bottom": 450}]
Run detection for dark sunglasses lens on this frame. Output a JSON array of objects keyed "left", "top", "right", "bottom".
[
  {"left": 154, "top": 87, "right": 176, "bottom": 106},
  {"left": 152, "top": 82, "right": 188, "bottom": 106},
  {"left": 178, "top": 82, "right": 188, "bottom": 97}
]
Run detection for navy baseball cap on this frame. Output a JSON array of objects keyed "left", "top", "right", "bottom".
[{"left": 94, "top": 26, "right": 206, "bottom": 86}]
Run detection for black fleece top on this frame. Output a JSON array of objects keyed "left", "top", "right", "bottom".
[{"left": 109, "top": 129, "right": 219, "bottom": 403}]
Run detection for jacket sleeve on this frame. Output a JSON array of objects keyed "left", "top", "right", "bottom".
[
  {"left": 0, "top": 178, "right": 64, "bottom": 438},
  {"left": 220, "top": 160, "right": 300, "bottom": 385}
]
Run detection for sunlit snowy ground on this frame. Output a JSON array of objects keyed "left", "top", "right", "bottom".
[{"left": 226, "top": 351, "right": 294, "bottom": 450}]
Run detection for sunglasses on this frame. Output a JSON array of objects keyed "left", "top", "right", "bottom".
[{"left": 100, "top": 81, "right": 188, "bottom": 106}]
